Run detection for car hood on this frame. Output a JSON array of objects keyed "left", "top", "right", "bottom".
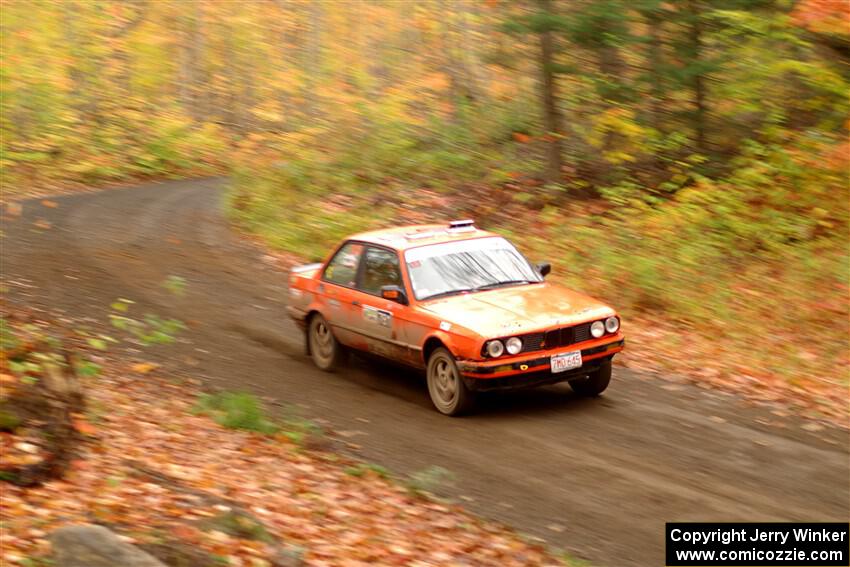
[{"left": 419, "top": 282, "right": 615, "bottom": 338}]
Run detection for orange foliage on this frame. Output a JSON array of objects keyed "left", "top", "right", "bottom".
[{"left": 792, "top": 0, "right": 850, "bottom": 36}]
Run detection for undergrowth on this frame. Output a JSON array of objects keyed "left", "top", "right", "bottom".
[
  {"left": 193, "top": 392, "right": 279, "bottom": 435},
  {"left": 228, "top": 124, "right": 849, "bottom": 418}
]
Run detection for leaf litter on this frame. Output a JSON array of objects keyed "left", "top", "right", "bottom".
[{"left": 1, "top": 321, "right": 564, "bottom": 566}]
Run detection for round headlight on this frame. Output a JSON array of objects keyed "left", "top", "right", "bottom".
[
  {"left": 590, "top": 321, "right": 605, "bottom": 338},
  {"left": 605, "top": 316, "right": 620, "bottom": 333},
  {"left": 486, "top": 340, "right": 505, "bottom": 358},
  {"left": 505, "top": 337, "right": 523, "bottom": 355}
]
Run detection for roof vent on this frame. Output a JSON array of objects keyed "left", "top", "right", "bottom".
[{"left": 448, "top": 219, "right": 475, "bottom": 231}]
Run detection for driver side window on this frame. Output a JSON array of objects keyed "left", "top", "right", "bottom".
[
  {"left": 359, "top": 246, "right": 402, "bottom": 295},
  {"left": 323, "top": 242, "right": 363, "bottom": 287}
]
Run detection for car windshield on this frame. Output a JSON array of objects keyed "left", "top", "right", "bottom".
[{"left": 405, "top": 237, "right": 542, "bottom": 300}]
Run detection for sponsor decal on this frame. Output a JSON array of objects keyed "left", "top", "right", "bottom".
[
  {"left": 439, "top": 321, "right": 452, "bottom": 331},
  {"left": 363, "top": 305, "right": 392, "bottom": 328}
]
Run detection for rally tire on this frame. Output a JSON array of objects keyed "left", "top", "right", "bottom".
[
  {"left": 308, "top": 313, "right": 346, "bottom": 372},
  {"left": 426, "top": 347, "right": 475, "bottom": 416}
]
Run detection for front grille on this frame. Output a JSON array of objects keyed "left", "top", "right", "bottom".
[
  {"left": 537, "top": 322, "right": 593, "bottom": 351},
  {"left": 483, "top": 322, "right": 598, "bottom": 358},
  {"left": 573, "top": 322, "right": 591, "bottom": 343},
  {"left": 520, "top": 332, "right": 544, "bottom": 353}
]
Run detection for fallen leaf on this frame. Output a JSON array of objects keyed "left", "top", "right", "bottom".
[
  {"left": 14, "top": 442, "right": 39, "bottom": 454},
  {"left": 33, "top": 219, "right": 51, "bottom": 229},
  {"left": 337, "top": 430, "right": 367, "bottom": 438},
  {"left": 73, "top": 419, "right": 98, "bottom": 436},
  {"left": 131, "top": 362, "right": 160, "bottom": 374},
  {"left": 5, "top": 202, "right": 22, "bottom": 217},
  {"left": 40, "top": 200, "right": 58, "bottom": 208}
]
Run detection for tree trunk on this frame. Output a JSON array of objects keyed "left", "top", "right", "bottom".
[
  {"left": 438, "top": 0, "right": 463, "bottom": 122},
  {"left": 645, "top": 9, "right": 666, "bottom": 132},
  {"left": 305, "top": 1, "right": 323, "bottom": 120},
  {"left": 1, "top": 349, "right": 82, "bottom": 487},
  {"left": 457, "top": 1, "right": 480, "bottom": 102},
  {"left": 61, "top": 1, "right": 91, "bottom": 120},
  {"left": 537, "top": 0, "right": 564, "bottom": 184},
  {"left": 221, "top": 12, "right": 241, "bottom": 129},
  {"left": 177, "top": 9, "right": 193, "bottom": 115},
  {"left": 687, "top": 0, "right": 707, "bottom": 152},
  {"left": 110, "top": 0, "right": 149, "bottom": 100}
]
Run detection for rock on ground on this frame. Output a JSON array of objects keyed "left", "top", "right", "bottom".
[{"left": 49, "top": 524, "right": 166, "bottom": 567}]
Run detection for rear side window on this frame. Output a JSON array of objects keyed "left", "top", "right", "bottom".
[
  {"left": 360, "top": 246, "right": 402, "bottom": 295},
  {"left": 323, "top": 242, "right": 363, "bottom": 287}
]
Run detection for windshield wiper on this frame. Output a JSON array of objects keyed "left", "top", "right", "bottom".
[
  {"left": 421, "top": 280, "right": 539, "bottom": 300},
  {"left": 474, "top": 279, "right": 539, "bottom": 291},
  {"left": 420, "top": 288, "right": 475, "bottom": 301}
]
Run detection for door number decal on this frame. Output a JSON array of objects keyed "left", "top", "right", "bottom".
[{"left": 363, "top": 305, "right": 392, "bottom": 328}]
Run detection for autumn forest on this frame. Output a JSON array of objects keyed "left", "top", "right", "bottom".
[{"left": 1, "top": 0, "right": 848, "bottom": 415}]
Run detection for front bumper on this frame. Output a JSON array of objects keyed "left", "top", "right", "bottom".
[
  {"left": 462, "top": 357, "right": 610, "bottom": 392},
  {"left": 457, "top": 338, "right": 624, "bottom": 380}
]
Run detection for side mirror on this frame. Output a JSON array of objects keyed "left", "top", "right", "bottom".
[
  {"left": 536, "top": 262, "right": 551, "bottom": 278},
  {"left": 380, "top": 285, "right": 409, "bottom": 305}
]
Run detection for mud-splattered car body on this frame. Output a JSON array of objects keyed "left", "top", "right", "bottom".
[{"left": 287, "top": 221, "right": 624, "bottom": 415}]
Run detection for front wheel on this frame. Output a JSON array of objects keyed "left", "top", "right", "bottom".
[
  {"left": 308, "top": 314, "right": 345, "bottom": 371},
  {"left": 569, "top": 358, "right": 612, "bottom": 397},
  {"left": 426, "top": 347, "right": 475, "bottom": 416}
]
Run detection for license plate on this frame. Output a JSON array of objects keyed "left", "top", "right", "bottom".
[{"left": 551, "top": 350, "right": 582, "bottom": 373}]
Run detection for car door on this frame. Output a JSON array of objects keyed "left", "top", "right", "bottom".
[
  {"left": 318, "top": 241, "right": 365, "bottom": 347},
  {"left": 348, "top": 245, "right": 412, "bottom": 363}
]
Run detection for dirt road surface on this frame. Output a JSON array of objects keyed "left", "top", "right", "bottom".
[{"left": 3, "top": 178, "right": 847, "bottom": 566}]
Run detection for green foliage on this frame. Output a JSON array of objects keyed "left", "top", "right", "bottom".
[
  {"left": 162, "top": 275, "right": 187, "bottom": 297},
  {"left": 108, "top": 299, "right": 185, "bottom": 346},
  {"left": 86, "top": 335, "right": 116, "bottom": 351},
  {"left": 228, "top": 100, "right": 541, "bottom": 259},
  {"left": 74, "top": 360, "right": 102, "bottom": 378},
  {"left": 137, "top": 315, "right": 186, "bottom": 346},
  {"left": 8, "top": 359, "right": 41, "bottom": 377},
  {"left": 0, "top": 470, "right": 19, "bottom": 483},
  {"left": 345, "top": 463, "right": 390, "bottom": 479},
  {"left": 278, "top": 415, "right": 326, "bottom": 448},
  {"left": 1, "top": 0, "right": 847, "bottom": 400},
  {"left": 0, "top": 408, "right": 23, "bottom": 432},
  {"left": 200, "top": 511, "right": 273, "bottom": 543},
  {"left": 193, "top": 392, "right": 279, "bottom": 435},
  {"left": 0, "top": 318, "right": 18, "bottom": 351},
  {"left": 521, "top": 131, "right": 848, "bottom": 375},
  {"left": 558, "top": 552, "right": 594, "bottom": 567},
  {"left": 18, "top": 557, "right": 55, "bottom": 567},
  {"left": 405, "top": 465, "right": 455, "bottom": 498}
]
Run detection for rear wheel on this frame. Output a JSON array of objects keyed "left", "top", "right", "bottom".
[
  {"left": 308, "top": 314, "right": 345, "bottom": 371},
  {"left": 569, "top": 358, "right": 612, "bottom": 397},
  {"left": 427, "top": 347, "right": 475, "bottom": 416}
]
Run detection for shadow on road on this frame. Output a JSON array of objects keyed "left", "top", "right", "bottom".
[{"left": 344, "top": 352, "right": 619, "bottom": 419}]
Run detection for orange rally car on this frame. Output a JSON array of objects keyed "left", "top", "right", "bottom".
[{"left": 287, "top": 220, "right": 624, "bottom": 416}]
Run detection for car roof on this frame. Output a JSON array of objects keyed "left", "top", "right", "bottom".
[{"left": 348, "top": 223, "right": 500, "bottom": 252}]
